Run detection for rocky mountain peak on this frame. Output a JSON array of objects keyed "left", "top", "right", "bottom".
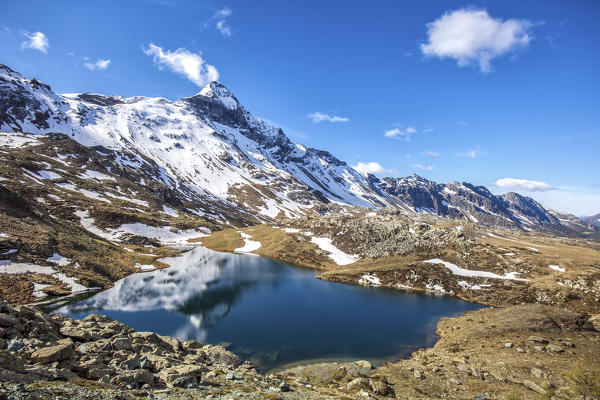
[{"left": 196, "top": 81, "right": 240, "bottom": 110}]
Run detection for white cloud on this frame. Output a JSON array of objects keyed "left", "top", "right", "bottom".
[
  {"left": 457, "top": 145, "right": 487, "bottom": 158},
  {"left": 412, "top": 163, "right": 436, "bottom": 171},
  {"left": 308, "top": 112, "right": 349, "bottom": 123},
  {"left": 384, "top": 128, "right": 407, "bottom": 140},
  {"left": 83, "top": 59, "right": 111, "bottom": 71},
  {"left": 384, "top": 125, "right": 418, "bottom": 140},
  {"left": 143, "top": 43, "right": 219, "bottom": 87},
  {"left": 420, "top": 8, "right": 533, "bottom": 72},
  {"left": 206, "top": 7, "right": 232, "bottom": 37},
  {"left": 494, "top": 178, "right": 555, "bottom": 192},
  {"left": 21, "top": 31, "right": 49, "bottom": 53},
  {"left": 352, "top": 162, "right": 395, "bottom": 176},
  {"left": 458, "top": 120, "right": 468, "bottom": 127},
  {"left": 216, "top": 20, "right": 232, "bottom": 37},
  {"left": 421, "top": 150, "right": 440, "bottom": 157}
]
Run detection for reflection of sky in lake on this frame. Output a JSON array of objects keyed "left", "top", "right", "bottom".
[{"left": 56, "top": 246, "right": 481, "bottom": 370}]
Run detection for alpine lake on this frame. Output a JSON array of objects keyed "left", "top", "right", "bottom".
[{"left": 42, "top": 246, "right": 481, "bottom": 372}]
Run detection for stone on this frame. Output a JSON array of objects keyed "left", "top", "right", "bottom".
[
  {"left": 124, "top": 356, "right": 140, "bottom": 370},
  {"left": 523, "top": 379, "right": 546, "bottom": 393},
  {"left": 531, "top": 367, "right": 544, "bottom": 378},
  {"left": 59, "top": 326, "right": 90, "bottom": 342},
  {"left": 0, "top": 350, "right": 25, "bottom": 372},
  {"left": 278, "top": 381, "right": 290, "bottom": 392},
  {"left": 589, "top": 315, "right": 600, "bottom": 331},
  {"left": 369, "top": 378, "right": 393, "bottom": 396},
  {"left": 490, "top": 370, "right": 506, "bottom": 382},
  {"left": 347, "top": 377, "right": 369, "bottom": 390},
  {"left": 413, "top": 370, "right": 424, "bottom": 379},
  {"left": 547, "top": 344, "right": 564, "bottom": 353},
  {"left": 516, "top": 347, "right": 526, "bottom": 353},
  {"left": 6, "top": 338, "right": 25, "bottom": 352},
  {"left": 30, "top": 343, "right": 74, "bottom": 364},
  {"left": 527, "top": 336, "right": 549, "bottom": 344},
  {"left": 203, "top": 345, "right": 242, "bottom": 368},
  {"left": 563, "top": 341, "right": 575, "bottom": 348},
  {"left": 534, "top": 346, "right": 545, "bottom": 352},
  {"left": 170, "top": 375, "right": 198, "bottom": 388},
  {"left": 158, "top": 335, "right": 181, "bottom": 353},
  {"left": 504, "top": 342, "right": 514, "bottom": 348},
  {"left": 0, "top": 313, "right": 19, "bottom": 328},
  {"left": 182, "top": 340, "right": 203, "bottom": 352},
  {"left": 112, "top": 369, "right": 154, "bottom": 389},
  {"left": 110, "top": 337, "right": 132, "bottom": 351},
  {"left": 354, "top": 360, "right": 373, "bottom": 370}
]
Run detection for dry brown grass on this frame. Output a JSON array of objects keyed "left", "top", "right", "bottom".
[{"left": 201, "top": 225, "right": 334, "bottom": 269}]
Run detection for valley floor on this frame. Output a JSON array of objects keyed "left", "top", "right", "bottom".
[{"left": 1, "top": 212, "right": 600, "bottom": 399}]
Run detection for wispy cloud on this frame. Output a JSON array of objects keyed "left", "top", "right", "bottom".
[
  {"left": 84, "top": 58, "right": 111, "bottom": 71},
  {"left": 420, "top": 8, "right": 533, "bottom": 72},
  {"left": 384, "top": 126, "right": 417, "bottom": 141},
  {"left": 308, "top": 112, "right": 349, "bottom": 123},
  {"left": 412, "top": 163, "right": 436, "bottom": 171},
  {"left": 143, "top": 43, "right": 219, "bottom": 87},
  {"left": 494, "top": 178, "right": 555, "bottom": 192},
  {"left": 205, "top": 7, "right": 233, "bottom": 37},
  {"left": 352, "top": 161, "right": 396, "bottom": 176},
  {"left": 456, "top": 145, "right": 488, "bottom": 158},
  {"left": 422, "top": 128, "right": 434, "bottom": 133},
  {"left": 421, "top": 150, "right": 440, "bottom": 157},
  {"left": 21, "top": 31, "right": 49, "bottom": 53},
  {"left": 457, "top": 120, "right": 468, "bottom": 127}
]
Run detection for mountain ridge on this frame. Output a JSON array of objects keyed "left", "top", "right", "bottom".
[{"left": 0, "top": 63, "right": 597, "bottom": 236}]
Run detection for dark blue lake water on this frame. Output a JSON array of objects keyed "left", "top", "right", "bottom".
[{"left": 48, "top": 246, "right": 480, "bottom": 371}]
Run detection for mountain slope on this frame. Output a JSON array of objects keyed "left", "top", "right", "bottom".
[
  {"left": 0, "top": 64, "right": 596, "bottom": 237},
  {"left": 0, "top": 64, "right": 385, "bottom": 223}
]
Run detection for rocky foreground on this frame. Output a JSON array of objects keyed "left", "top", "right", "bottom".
[
  {"left": 1, "top": 296, "right": 599, "bottom": 399},
  {"left": 0, "top": 298, "right": 396, "bottom": 399}
]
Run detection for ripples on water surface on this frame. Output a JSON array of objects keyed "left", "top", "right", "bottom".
[{"left": 48, "top": 246, "right": 481, "bottom": 371}]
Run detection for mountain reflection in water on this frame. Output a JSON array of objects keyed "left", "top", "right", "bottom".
[{"left": 56, "top": 246, "right": 481, "bottom": 370}]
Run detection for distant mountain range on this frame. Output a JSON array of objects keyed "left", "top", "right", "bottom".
[{"left": 0, "top": 64, "right": 597, "bottom": 236}]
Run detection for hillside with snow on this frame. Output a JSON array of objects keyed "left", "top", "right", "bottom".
[{"left": 0, "top": 64, "right": 597, "bottom": 236}]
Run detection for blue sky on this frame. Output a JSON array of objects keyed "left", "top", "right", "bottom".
[{"left": 1, "top": 0, "right": 599, "bottom": 215}]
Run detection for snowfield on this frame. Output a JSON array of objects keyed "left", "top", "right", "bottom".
[
  {"left": 74, "top": 210, "right": 208, "bottom": 244},
  {"left": 0, "top": 261, "right": 90, "bottom": 293},
  {"left": 423, "top": 259, "right": 528, "bottom": 281},
  {"left": 310, "top": 237, "right": 359, "bottom": 265}
]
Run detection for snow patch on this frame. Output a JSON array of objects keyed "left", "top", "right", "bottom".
[
  {"left": 32, "top": 283, "right": 51, "bottom": 298},
  {"left": 136, "top": 263, "right": 155, "bottom": 271},
  {"left": 0, "top": 261, "right": 89, "bottom": 293},
  {"left": 358, "top": 274, "right": 381, "bottom": 286},
  {"left": 79, "top": 170, "right": 116, "bottom": 181},
  {"left": 46, "top": 253, "right": 71, "bottom": 267},
  {"left": 310, "top": 237, "right": 359, "bottom": 265},
  {"left": 234, "top": 232, "right": 261, "bottom": 253},
  {"left": 162, "top": 205, "right": 179, "bottom": 217},
  {"left": 548, "top": 265, "right": 565, "bottom": 273},
  {"left": 423, "top": 259, "right": 528, "bottom": 281}
]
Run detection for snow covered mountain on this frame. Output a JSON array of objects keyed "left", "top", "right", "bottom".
[
  {"left": 0, "top": 64, "right": 596, "bottom": 236},
  {"left": 0, "top": 64, "right": 384, "bottom": 223},
  {"left": 581, "top": 213, "right": 600, "bottom": 228}
]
